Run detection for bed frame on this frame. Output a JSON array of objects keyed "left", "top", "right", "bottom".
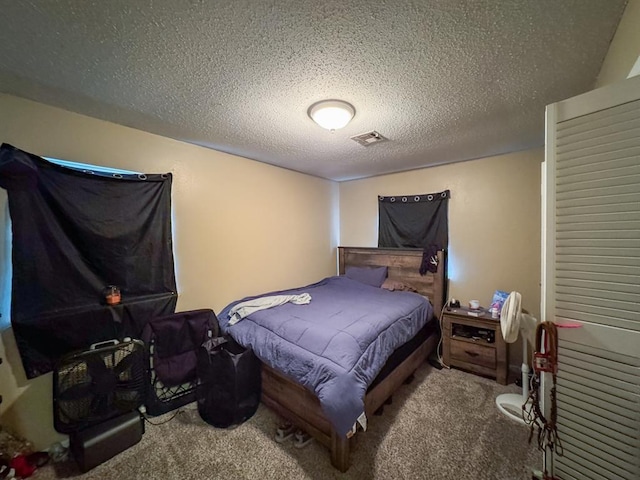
[{"left": 260, "top": 247, "right": 446, "bottom": 472}]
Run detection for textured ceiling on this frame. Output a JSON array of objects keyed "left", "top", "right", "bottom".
[{"left": 0, "top": 0, "right": 627, "bottom": 181}]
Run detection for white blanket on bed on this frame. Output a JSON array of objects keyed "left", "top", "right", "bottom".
[{"left": 228, "top": 293, "right": 312, "bottom": 326}]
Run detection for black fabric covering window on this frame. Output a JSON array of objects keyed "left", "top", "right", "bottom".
[
  {"left": 0, "top": 143, "right": 177, "bottom": 378},
  {"left": 378, "top": 190, "right": 450, "bottom": 272}
]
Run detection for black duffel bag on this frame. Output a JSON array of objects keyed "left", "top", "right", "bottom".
[{"left": 196, "top": 335, "right": 261, "bottom": 428}]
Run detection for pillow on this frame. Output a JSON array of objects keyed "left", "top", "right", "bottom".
[
  {"left": 345, "top": 266, "right": 388, "bottom": 287},
  {"left": 381, "top": 279, "right": 418, "bottom": 293}
]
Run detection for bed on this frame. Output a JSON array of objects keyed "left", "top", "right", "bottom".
[{"left": 219, "top": 247, "right": 445, "bottom": 471}]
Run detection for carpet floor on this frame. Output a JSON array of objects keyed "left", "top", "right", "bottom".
[{"left": 35, "top": 365, "right": 540, "bottom": 480}]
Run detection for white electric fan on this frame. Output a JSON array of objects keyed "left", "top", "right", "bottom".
[{"left": 495, "top": 291, "right": 539, "bottom": 425}]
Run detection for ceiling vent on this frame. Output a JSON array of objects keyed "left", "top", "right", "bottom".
[{"left": 350, "top": 131, "right": 388, "bottom": 147}]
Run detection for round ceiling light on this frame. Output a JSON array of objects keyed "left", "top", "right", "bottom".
[{"left": 308, "top": 100, "right": 355, "bottom": 130}]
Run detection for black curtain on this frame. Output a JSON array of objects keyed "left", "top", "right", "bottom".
[
  {"left": 378, "top": 189, "right": 449, "bottom": 252},
  {"left": 0, "top": 143, "right": 177, "bottom": 378}
]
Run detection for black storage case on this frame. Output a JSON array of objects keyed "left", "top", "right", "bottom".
[
  {"left": 70, "top": 411, "right": 144, "bottom": 472},
  {"left": 197, "top": 336, "right": 261, "bottom": 428}
]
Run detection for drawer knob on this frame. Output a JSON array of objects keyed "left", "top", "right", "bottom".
[{"left": 465, "top": 350, "right": 479, "bottom": 357}]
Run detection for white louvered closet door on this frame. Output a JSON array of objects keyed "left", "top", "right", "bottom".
[{"left": 543, "top": 74, "right": 640, "bottom": 480}]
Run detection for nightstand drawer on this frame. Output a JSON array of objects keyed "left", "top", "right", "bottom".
[{"left": 450, "top": 340, "right": 496, "bottom": 369}]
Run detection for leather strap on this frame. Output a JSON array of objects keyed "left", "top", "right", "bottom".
[{"left": 524, "top": 321, "right": 563, "bottom": 477}]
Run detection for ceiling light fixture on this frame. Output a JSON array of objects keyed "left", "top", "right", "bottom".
[{"left": 308, "top": 100, "right": 355, "bottom": 131}]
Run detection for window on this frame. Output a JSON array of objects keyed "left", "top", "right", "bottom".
[
  {"left": 1, "top": 157, "right": 141, "bottom": 330},
  {"left": 44, "top": 157, "right": 140, "bottom": 175},
  {"left": 0, "top": 200, "right": 11, "bottom": 330}
]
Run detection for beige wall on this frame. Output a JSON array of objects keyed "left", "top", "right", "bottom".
[
  {"left": 596, "top": 0, "right": 640, "bottom": 88},
  {"left": 0, "top": 94, "right": 338, "bottom": 449},
  {"left": 340, "top": 148, "right": 543, "bottom": 332},
  {"left": 340, "top": 149, "right": 544, "bottom": 368}
]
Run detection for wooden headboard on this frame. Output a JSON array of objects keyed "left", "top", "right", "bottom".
[{"left": 338, "top": 247, "right": 446, "bottom": 319}]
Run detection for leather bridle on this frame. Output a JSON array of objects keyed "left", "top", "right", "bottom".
[{"left": 523, "top": 321, "right": 563, "bottom": 479}]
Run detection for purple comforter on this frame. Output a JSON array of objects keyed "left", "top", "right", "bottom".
[{"left": 218, "top": 276, "right": 433, "bottom": 437}]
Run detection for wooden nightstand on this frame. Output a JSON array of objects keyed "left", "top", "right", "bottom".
[{"left": 442, "top": 308, "right": 508, "bottom": 385}]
